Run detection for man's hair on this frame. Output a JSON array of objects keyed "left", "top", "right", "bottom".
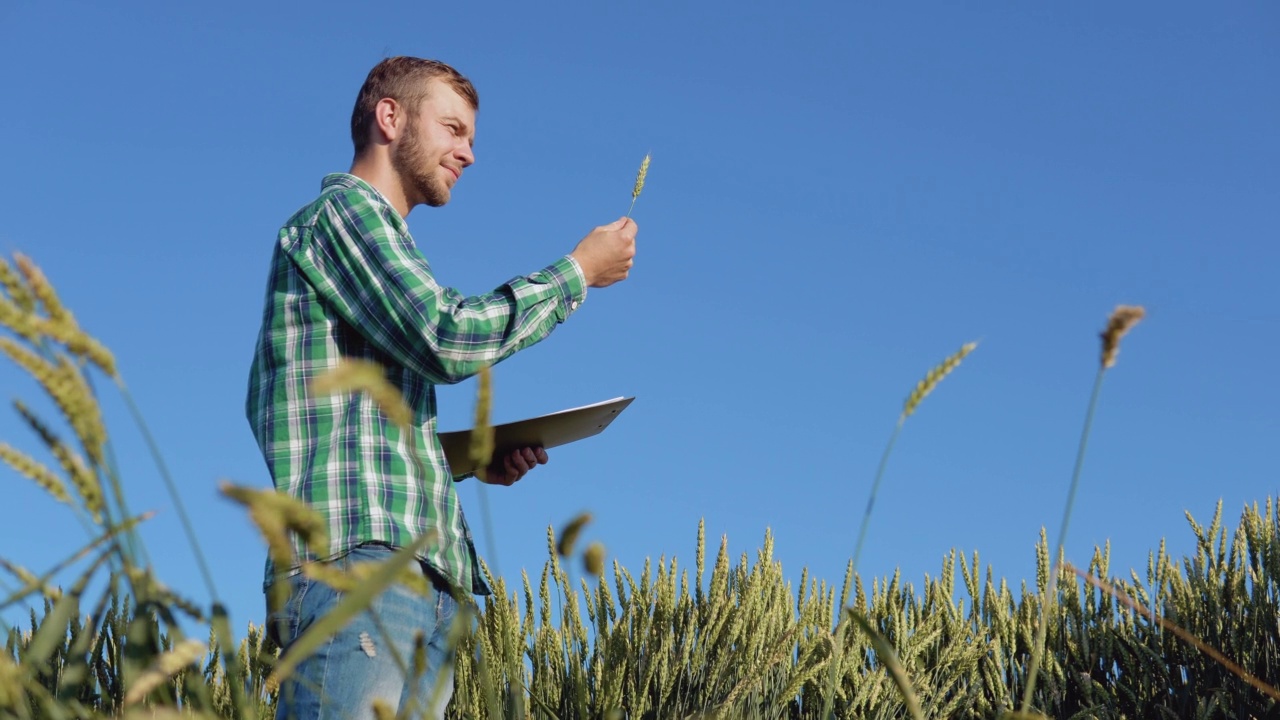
[{"left": 350, "top": 57, "right": 479, "bottom": 156}]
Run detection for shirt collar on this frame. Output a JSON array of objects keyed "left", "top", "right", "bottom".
[{"left": 321, "top": 173, "right": 410, "bottom": 236}]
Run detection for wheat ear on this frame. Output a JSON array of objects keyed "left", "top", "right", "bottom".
[
  {"left": 1100, "top": 305, "right": 1145, "bottom": 369},
  {"left": 0, "top": 443, "right": 73, "bottom": 506},
  {"left": 583, "top": 541, "right": 606, "bottom": 577},
  {"left": 626, "top": 153, "right": 651, "bottom": 217},
  {"left": 902, "top": 341, "right": 978, "bottom": 420},
  {"left": 557, "top": 513, "right": 593, "bottom": 558},
  {"left": 123, "top": 638, "right": 208, "bottom": 705},
  {"left": 311, "top": 358, "right": 412, "bottom": 429}
]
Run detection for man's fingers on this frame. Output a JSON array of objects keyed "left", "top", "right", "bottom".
[
  {"left": 510, "top": 450, "right": 531, "bottom": 474},
  {"left": 484, "top": 447, "right": 547, "bottom": 485}
]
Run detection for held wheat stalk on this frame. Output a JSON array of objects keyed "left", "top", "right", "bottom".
[{"left": 626, "top": 153, "right": 650, "bottom": 218}]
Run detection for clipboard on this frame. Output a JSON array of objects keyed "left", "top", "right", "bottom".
[{"left": 439, "top": 396, "right": 635, "bottom": 478}]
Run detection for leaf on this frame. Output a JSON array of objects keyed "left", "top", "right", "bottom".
[{"left": 844, "top": 609, "right": 924, "bottom": 720}]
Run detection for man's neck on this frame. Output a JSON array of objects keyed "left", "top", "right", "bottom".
[{"left": 348, "top": 158, "right": 412, "bottom": 219}]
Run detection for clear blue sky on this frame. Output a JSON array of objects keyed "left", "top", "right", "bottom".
[{"left": 1, "top": 1, "right": 1276, "bottom": 631}]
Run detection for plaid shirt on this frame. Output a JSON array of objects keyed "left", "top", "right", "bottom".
[{"left": 246, "top": 173, "right": 587, "bottom": 595}]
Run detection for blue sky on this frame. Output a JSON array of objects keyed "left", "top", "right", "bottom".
[{"left": 1, "top": 1, "right": 1277, "bottom": 631}]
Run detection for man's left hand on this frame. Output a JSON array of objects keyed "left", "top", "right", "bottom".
[{"left": 484, "top": 447, "right": 548, "bottom": 485}]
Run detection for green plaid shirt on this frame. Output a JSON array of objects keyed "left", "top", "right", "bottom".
[{"left": 246, "top": 173, "right": 587, "bottom": 595}]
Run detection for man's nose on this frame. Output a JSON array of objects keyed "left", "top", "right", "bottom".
[{"left": 457, "top": 142, "right": 475, "bottom": 168}]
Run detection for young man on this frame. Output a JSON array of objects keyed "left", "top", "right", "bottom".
[{"left": 246, "top": 57, "right": 637, "bottom": 720}]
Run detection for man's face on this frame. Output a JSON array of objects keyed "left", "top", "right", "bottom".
[{"left": 391, "top": 79, "right": 476, "bottom": 208}]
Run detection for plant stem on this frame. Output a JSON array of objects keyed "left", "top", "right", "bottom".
[
  {"left": 1020, "top": 365, "right": 1106, "bottom": 713},
  {"left": 852, "top": 417, "right": 904, "bottom": 576},
  {"left": 823, "top": 414, "right": 905, "bottom": 719},
  {"left": 115, "top": 378, "right": 220, "bottom": 604}
]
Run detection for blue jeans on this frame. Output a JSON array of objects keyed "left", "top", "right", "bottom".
[{"left": 266, "top": 544, "right": 462, "bottom": 720}]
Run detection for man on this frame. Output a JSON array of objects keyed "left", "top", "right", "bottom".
[{"left": 246, "top": 56, "right": 637, "bottom": 720}]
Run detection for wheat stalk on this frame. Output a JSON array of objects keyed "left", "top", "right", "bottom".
[
  {"left": 827, "top": 341, "right": 977, "bottom": 720},
  {"left": 1020, "top": 304, "right": 1146, "bottom": 715}
]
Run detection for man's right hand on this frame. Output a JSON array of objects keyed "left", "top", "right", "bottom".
[{"left": 571, "top": 217, "right": 637, "bottom": 288}]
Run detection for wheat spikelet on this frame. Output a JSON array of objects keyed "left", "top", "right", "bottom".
[
  {"left": 584, "top": 541, "right": 606, "bottom": 577},
  {"left": 370, "top": 699, "right": 395, "bottom": 720},
  {"left": 13, "top": 401, "right": 101, "bottom": 519},
  {"left": 0, "top": 258, "right": 34, "bottom": 313},
  {"left": 1100, "top": 305, "right": 1145, "bottom": 369},
  {"left": 632, "top": 154, "right": 650, "bottom": 202},
  {"left": 123, "top": 637, "right": 207, "bottom": 705},
  {"left": 57, "top": 356, "right": 107, "bottom": 467},
  {"left": 0, "top": 297, "right": 40, "bottom": 344},
  {"left": 0, "top": 559, "right": 40, "bottom": 588},
  {"left": 902, "top": 341, "right": 978, "bottom": 419},
  {"left": 2, "top": 255, "right": 117, "bottom": 376},
  {"left": 557, "top": 512, "right": 592, "bottom": 558},
  {"left": 0, "top": 336, "right": 59, "bottom": 393},
  {"left": 626, "top": 153, "right": 651, "bottom": 217},
  {"left": 0, "top": 649, "right": 22, "bottom": 707},
  {"left": 311, "top": 358, "right": 412, "bottom": 428},
  {"left": 219, "top": 483, "right": 300, "bottom": 574},
  {"left": 0, "top": 559, "right": 60, "bottom": 600},
  {"left": 12, "top": 253, "right": 71, "bottom": 327},
  {"left": 0, "top": 443, "right": 73, "bottom": 506},
  {"left": 33, "top": 317, "right": 118, "bottom": 378},
  {"left": 12, "top": 345, "right": 104, "bottom": 465},
  {"left": 220, "top": 482, "right": 329, "bottom": 559},
  {"left": 125, "top": 568, "right": 205, "bottom": 621},
  {"left": 1, "top": 340, "right": 108, "bottom": 489}
]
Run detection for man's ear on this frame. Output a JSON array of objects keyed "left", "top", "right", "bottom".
[{"left": 372, "top": 98, "right": 404, "bottom": 144}]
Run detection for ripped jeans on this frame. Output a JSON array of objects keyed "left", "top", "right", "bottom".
[{"left": 266, "top": 543, "right": 462, "bottom": 720}]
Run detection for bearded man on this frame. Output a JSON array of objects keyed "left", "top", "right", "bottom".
[{"left": 246, "top": 56, "right": 637, "bottom": 720}]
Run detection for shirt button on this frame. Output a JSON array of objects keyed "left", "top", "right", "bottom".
[{"left": 570, "top": 300, "right": 579, "bottom": 311}]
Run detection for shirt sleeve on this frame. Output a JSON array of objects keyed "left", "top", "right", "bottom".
[{"left": 284, "top": 187, "right": 587, "bottom": 385}]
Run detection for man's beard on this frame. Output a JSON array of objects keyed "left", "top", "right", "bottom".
[{"left": 392, "top": 119, "right": 450, "bottom": 208}]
